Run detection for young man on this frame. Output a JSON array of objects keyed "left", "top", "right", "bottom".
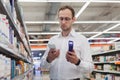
[{"left": 41, "top": 5, "right": 94, "bottom": 80}]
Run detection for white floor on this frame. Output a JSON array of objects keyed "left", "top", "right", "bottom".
[{"left": 33, "top": 70, "right": 50, "bottom": 80}]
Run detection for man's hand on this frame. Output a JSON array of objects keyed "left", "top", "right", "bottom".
[
  {"left": 46, "top": 49, "right": 60, "bottom": 63},
  {"left": 66, "top": 50, "right": 80, "bottom": 65}
]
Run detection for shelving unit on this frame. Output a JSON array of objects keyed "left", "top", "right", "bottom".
[
  {"left": 92, "top": 49, "right": 120, "bottom": 80},
  {"left": 0, "top": 0, "right": 33, "bottom": 80},
  {"left": 0, "top": 0, "right": 22, "bottom": 45},
  {"left": 94, "top": 61, "right": 115, "bottom": 65},
  {"left": 13, "top": 68, "right": 33, "bottom": 80},
  {"left": 14, "top": 0, "right": 31, "bottom": 54},
  {"left": 94, "top": 69, "right": 120, "bottom": 75},
  {"left": 0, "top": 42, "right": 26, "bottom": 62}
]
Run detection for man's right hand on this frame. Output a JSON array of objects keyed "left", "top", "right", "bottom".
[{"left": 46, "top": 49, "right": 60, "bottom": 63}]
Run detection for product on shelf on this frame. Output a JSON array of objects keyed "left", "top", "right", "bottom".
[
  {"left": 0, "top": 54, "right": 11, "bottom": 79},
  {"left": 95, "top": 73, "right": 120, "bottom": 80},
  {"left": 92, "top": 48, "right": 120, "bottom": 80},
  {"left": 115, "top": 61, "right": 120, "bottom": 65},
  {"left": 90, "top": 44, "right": 115, "bottom": 54},
  {"left": 0, "top": 0, "right": 32, "bottom": 80}
]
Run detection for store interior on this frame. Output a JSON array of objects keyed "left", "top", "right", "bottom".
[
  {"left": 19, "top": 1, "right": 120, "bottom": 79},
  {"left": 0, "top": 0, "right": 120, "bottom": 80}
]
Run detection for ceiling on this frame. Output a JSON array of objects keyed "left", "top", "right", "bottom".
[{"left": 18, "top": 0, "right": 120, "bottom": 49}]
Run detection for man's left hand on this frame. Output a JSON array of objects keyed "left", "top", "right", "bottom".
[{"left": 66, "top": 50, "right": 80, "bottom": 65}]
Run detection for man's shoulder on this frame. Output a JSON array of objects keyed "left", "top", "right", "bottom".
[
  {"left": 76, "top": 33, "right": 87, "bottom": 39},
  {"left": 50, "top": 34, "right": 59, "bottom": 40}
]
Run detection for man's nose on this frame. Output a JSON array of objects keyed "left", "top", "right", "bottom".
[{"left": 61, "top": 19, "right": 66, "bottom": 24}]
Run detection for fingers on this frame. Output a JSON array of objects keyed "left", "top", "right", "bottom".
[
  {"left": 66, "top": 50, "right": 78, "bottom": 64},
  {"left": 47, "top": 49, "right": 60, "bottom": 63},
  {"left": 49, "top": 49, "right": 56, "bottom": 53},
  {"left": 66, "top": 52, "right": 73, "bottom": 62},
  {"left": 67, "top": 50, "right": 75, "bottom": 57},
  {"left": 55, "top": 49, "right": 60, "bottom": 57}
]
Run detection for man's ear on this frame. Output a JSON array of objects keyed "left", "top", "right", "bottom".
[{"left": 72, "top": 17, "right": 76, "bottom": 22}]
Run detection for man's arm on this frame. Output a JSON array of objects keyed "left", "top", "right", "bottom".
[{"left": 76, "top": 37, "right": 94, "bottom": 73}]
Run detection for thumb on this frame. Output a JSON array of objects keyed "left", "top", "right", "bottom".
[{"left": 72, "top": 49, "right": 75, "bottom": 52}]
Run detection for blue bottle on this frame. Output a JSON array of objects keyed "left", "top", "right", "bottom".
[{"left": 68, "top": 40, "right": 73, "bottom": 52}]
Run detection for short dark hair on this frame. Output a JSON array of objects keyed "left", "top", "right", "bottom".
[{"left": 58, "top": 5, "right": 75, "bottom": 18}]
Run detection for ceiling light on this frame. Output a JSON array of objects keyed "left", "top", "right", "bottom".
[
  {"left": 29, "top": 38, "right": 120, "bottom": 42},
  {"left": 75, "top": 21, "right": 120, "bottom": 24},
  {"left": 88, "top": 38, "right": 120, "bottom": 40},
  {"left": 25, "top": 21, "right": 59, "bottom": 24},
  {"left": 31, "top": 48, "right": 46, "bottom": 51},
  {"left": 93, "top": 0, "right": 120, "bottom": 3},
  {"left": 25, "top": 21, "right": 120, "bottom": 24},
  {"left": 18, "top": 0, "right": 47, "bottom": 2},
  {"left": 18, "top": 0, "right": 120, "bottom": 3},
  {"left": 28, "top": 32, "right": 99, "bottom": 35},
  {"left": 75, "top": 0, "right": 92, "bottom": 18},
  {"left": 89, "top": 23, "right": 120, "bottom": 39},
  {"left": 30, "top": 43, "right": 48, "bottom": 45},
  {"left": 29, "top": 39, "right": 49, "bottom": 41},
  {"left": 108, "top": 38, "right": 120, "bottom": 43},
  {"left": 28, "top": 31, "right": 120, "bottom": 35},
  {"left": 28, "top": 32, "right": 59, "bottom": 35},
  {"left": 89, "top": 42, "right": 111, "bottom": 44},
  {"left": 30, "top": 42, "right": 112, "bottom": 46}
]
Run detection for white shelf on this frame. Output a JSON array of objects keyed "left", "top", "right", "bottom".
[
  {"left": 0, "top": 0, "right": 32, "bottom": 80},
  {"left": 93, "top": 69, "right": 120, "bottom": 75},
  {"left": 12, "top": 68, "right": 33, "bottom": 80},
  {"left": 14, "top": 1, "right": 31, "bottom": 52},
  {"left": 0, "top": 42, "right": 30, "bottom": 63},
  {"left": 92, "top": 49, "right": 120, "bottom": 56},
  {"left": 92, "top": 49, "right": 120, "bottom": 79},
  {"left": 0, "top": 0, "right": 30, "bottom": 55},
  {"left": 94, "top": 61, "right": 115, "bottom": 64}
]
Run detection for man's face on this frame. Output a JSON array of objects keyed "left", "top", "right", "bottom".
[{"left": 58, "top": 9, "right": 75, "bottom": 31}]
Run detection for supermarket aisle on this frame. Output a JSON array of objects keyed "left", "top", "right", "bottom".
[{"left": 33, "top": 70, "right": 50, "bottom": 80}]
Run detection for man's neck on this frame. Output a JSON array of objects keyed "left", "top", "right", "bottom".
[{"left": 62, "top": 29, "right": 71, "bottom": 37}]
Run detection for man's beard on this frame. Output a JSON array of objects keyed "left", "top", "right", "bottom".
[{"left": 61, "top": 25, "right": 70, "bottom": 31}]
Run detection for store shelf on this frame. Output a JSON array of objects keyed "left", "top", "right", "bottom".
[
  {"left": 0, "top": 0, "right": 30, "bottom": 57},
  {"left": 92, "top": 49, "right": 120, "bottom": 56},
  {"left": 115, "top": 61, "right": 120, "bottom": 65},
  {"left": 0, "top": 42, "right": 30, "bottom": 63},
  {"left": 0, "top": 0, "right": 21, "bottom": 42},
  {"left": 14, "top": 1, "right": 31, "bottom": 54},
  {"left": 94, "top": 61, "right": 120, "bottom": 65},
  {"left": 93, "top": 69, "right": 120, "bottom": 75},
  {"left": 0, "top": 0, "right": 33, "bottom": 80},
  {"left": 12, "top": 68, "right": 33, "bottom": 80},
  {"left": 92, "top": 48, "right": 120, "bottom": 80},
  {"left": 94, "top": 61, "right": 115, "bottom": 64}
]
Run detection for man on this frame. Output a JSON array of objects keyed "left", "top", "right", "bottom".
[{"left": 41, "top": 5, "right": 94, "bottom": 80}]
